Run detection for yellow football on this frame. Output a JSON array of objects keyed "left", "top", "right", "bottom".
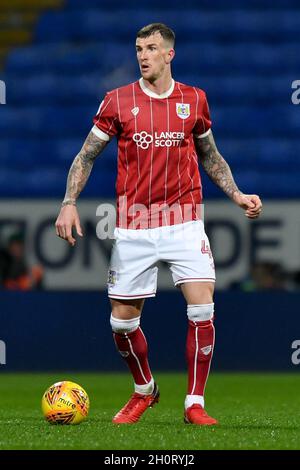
[{"left": 42, "top": 381, "right": 90, "bottom": 425}]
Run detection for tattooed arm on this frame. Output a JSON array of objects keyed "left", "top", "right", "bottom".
[
  {"left": 55, "top": 131, "right": 109, "bottom": 245},
  {"left": 62, "top": 131, "right": 108, "bottom": 206},
  {"left": 194, "top": 130, "right": 262, "bottom": 218}
]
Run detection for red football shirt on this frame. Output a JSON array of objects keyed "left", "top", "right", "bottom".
[{"left": 92, "top": 78, "right": 211, "bottom": 229}]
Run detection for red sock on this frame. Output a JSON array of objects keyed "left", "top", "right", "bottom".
[
  {"left": 113, "top": 327, "right": 152, "bottom": 385},
  {"left": 186, "top": 319, "right": 215, "bottom": 396}
]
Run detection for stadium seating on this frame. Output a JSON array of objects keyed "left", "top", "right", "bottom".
[{"left": 0, "top": 0, "right": 300, "bottom": 198}]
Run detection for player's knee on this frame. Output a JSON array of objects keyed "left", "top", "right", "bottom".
[
  {"left": 110, "top": 314, "right": 140, "bottom": 334},
  {"left": 110, "top": 298, "right": 144, "bottom": 318},
  {"left": 187, "top": 303, "right": 214, "bottom": 323}
]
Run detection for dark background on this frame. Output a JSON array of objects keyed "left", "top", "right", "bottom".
[{"left": 0, "top": 0, "right": 300, "bottom": 371}]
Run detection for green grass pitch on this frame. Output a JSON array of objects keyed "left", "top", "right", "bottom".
[{"left": 0, "top": 372, "right": 299, "bottom": 450}]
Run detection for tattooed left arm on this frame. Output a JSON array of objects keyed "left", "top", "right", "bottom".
[{"left": 194, "top": 131, "right": 262, "bottom": 218}]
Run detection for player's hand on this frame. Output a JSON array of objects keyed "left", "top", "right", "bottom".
[
  {"left": 233, "top": 192, "right": 262, "bottom": 219},
  {"left": 55, "top": 205, "right": 83, "bottom": 246}
]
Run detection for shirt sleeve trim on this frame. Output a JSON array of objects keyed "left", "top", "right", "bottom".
[
  {"left": 91, "top": 125, "right": 110, "bottom": 141},
  {"left": 194, "top": 128, "right": 211, "bottom": 139}
]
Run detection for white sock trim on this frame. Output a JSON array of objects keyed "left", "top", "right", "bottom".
[
  {"left": 110, "top": 314, "right": 140, "bottom": 333},
  {"left": 187, "top": 303, "right": 214, "bottom": 322},
  {"left": 185, "top": 395, "right": 204, "bottom": 410},
  {"left": 135, "top": 378, "right": 154, "bottom": 395}
]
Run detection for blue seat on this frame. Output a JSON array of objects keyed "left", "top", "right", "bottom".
[
  {"left": 174, "top": 43, "right": 298, "bottom": 73},
  {"left": 6, "top": 41, "right": 298, "bottom": 77},
  {"left": 211, "top": 106, "right": 299, "bottom": 138},
  {"left": 0, "top": 140, "right": 41, "bottom": 167},
  {"left": 35, "top": 8, "right": 300, "bottom": 44},
  {"left": 177, "top": 75, "right": 292, "bottom": 105},
  {"left": 1, "top": 0, "right": 300, "bottom": 199},
  {"left": 233, "top": 170, "right": 300, "bottom": 197},
  {"left": 7, "top": 74, "right": 106, "bottom": 105},
  {"left": 0, "top": 169, "right": 29, "bottom": 196},
  {"left": 216, "top": 138, "right": 300, "bottom": 170},
  {"left": 0, "top": 168, "right": 66, "bottom": 197},
  {"left": 6, "top": 42, "right": 135, "bottom": 75},
  {"left": 0, "top": 106, "right": 95, "bottom": 137}
]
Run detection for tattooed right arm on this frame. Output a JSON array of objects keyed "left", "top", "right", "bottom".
[
  {"left": 55, "top": 131, "right": 109, "bottom": 245},
  {"left": 62, "top": 130, "right": 108, "bottom": 206}
]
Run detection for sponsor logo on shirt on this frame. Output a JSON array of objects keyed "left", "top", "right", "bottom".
[
  {"left": 176, "top": 103, "right": 190, "bottom": 119},
  {"left": 133, "top": 131, "right": 184, "bottom": 149},
  {"left": 131, "top": 106, "right": 140, "bottom": 116}
]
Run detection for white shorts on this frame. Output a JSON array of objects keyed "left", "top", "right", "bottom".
[{"left": 107, "top": 220, "right": 215, "bottom": 299}]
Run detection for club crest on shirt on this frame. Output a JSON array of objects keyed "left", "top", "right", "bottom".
[{"left": 176, "top": 103, "right": 190, "bottom": 119}]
